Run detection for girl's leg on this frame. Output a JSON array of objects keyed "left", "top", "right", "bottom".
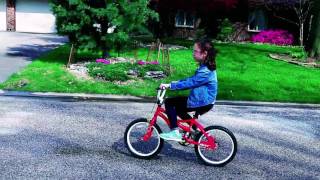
[
  {"left": 164, "top": 96, "right": 188, "bottom": 129},
  {"left": 187, "top": 104, "right": 214, "bottom": 117},
  {"left": 160, "top": 97, "right": 189, "bottom": 141}
]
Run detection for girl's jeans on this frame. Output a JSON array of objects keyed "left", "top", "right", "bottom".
[{"left": 165, "top": 96, "right": 213, "bottom": 129}]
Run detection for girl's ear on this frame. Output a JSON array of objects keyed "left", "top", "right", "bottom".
[{"left": 203, "top": 51, "right": 208, "bottom": 59}]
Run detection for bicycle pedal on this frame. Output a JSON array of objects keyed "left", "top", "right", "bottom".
[{"left": 178, "top": 140, "right": 190, "bottom": 146}]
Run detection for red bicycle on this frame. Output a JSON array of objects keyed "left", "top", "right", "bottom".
[{"left": 124, "top": 88, "right": 237, "bottom": 166}]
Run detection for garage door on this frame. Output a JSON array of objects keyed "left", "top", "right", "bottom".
[
  {"left": 0, "top": 0, "right": 5, "bottom": 31},
  {"left": 16, "top": 0, "right": 56, "bottom": 33}
]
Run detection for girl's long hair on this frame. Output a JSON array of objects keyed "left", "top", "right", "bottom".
[{"left": 196, "top": 38, "right": 217, "bottom": 71}]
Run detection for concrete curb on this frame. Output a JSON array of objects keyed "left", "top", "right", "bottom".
[
  {"left": 0, "top": 89, "right": 319, "bottom": 109},
  {"left": 0, "top": 90, "right": 155, "bottom": 102}
]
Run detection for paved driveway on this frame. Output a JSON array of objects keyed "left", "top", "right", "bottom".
[{"left": 0, "top": 32, "right": 68, "bottom": 83}]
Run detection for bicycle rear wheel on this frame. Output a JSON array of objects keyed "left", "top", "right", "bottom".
[
  {"left": 124, "top": 118, "right": 164, "bottom": 159},
  {"left": 195, "top": 126, "right": 237, "bottom": 166}
]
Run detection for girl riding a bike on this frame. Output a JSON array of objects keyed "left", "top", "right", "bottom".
[
  {"left": 125, "top": 39, "right": 237, "bottom": 166},
  {"left": 159, "top": 38, "right": 218, "bottom": 142}
]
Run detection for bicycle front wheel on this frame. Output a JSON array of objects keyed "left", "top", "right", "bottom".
[
  {"left": 124, "top": 118, "right": 164, "bottom": 159},
  {"left": 195, "top": 126, "right": 237, "bottom": 166}
]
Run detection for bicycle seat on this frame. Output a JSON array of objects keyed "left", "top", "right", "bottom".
[
  {"left": 189, "top": 111, "right": 203, "bottom": 119},
  {"left": 186, "top": 111, "right": 197, "bottom": 118},
  {"left": 194, "top": 112, "right": 200, "bottom": 119}
]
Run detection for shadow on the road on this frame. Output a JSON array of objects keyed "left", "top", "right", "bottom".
[
  {"left": 55, "top": 143, "right": 87, "bottom": 155},
  {"left": 56, "top": 144, "right": 123, "bottom": 158},
  {"left": 6, "top": 44, "right": 62, "bottom": 60},
  {"left": 5, "top": 35, "right": 68, "bottom": 61},
  {"left": 111, "top": 138, "right": 200, "bottom": 164},
  {"left": 111, "top": 138, "right": 137, "bottom": 157},
  {"left": 160, "top": 143, "right": 199, "bottom": 162}
]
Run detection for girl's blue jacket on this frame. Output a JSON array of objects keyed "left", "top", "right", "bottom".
[{"left": 170, "top": 64, "right": 218, "bottom": 108}]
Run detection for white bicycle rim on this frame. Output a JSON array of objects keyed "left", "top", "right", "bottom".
[
  {"left": 127, "top": 122, "right": 161, "bottom": 157},
  {"left": 198, "top": 129, "right": 235, "bottom": 165}
]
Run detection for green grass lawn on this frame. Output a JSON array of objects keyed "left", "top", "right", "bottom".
[{"left": 1, "top": 42, "right": 320, "bottom": 103}]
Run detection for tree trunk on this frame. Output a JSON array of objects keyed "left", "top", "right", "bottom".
[
  {"left": 309, "top": 2, "right": 320, "bottom": 59},
  {"left": 310, "top": 24, "right": 320, "bottom": 58},
  {"left": 300, "top": 22, "right": 304, "bottom": 47},
  {"left": 67, "top": 44, "right": 75, "bottom": 68}
]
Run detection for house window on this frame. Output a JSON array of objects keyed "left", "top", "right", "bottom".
[
  {"left": 175, "top": 10, "right": 195, "bottom": 28},
  {"left": 248, "top": 9, "right": 267, "bottom": 32}
]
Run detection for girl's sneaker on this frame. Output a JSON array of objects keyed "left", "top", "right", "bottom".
[{"left": 159, "top": 129, "right": 182, "bottom": 142}]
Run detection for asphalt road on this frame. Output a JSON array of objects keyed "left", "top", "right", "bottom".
[{"left": 0, "top": 96, "right": 319, "bottom": 179}]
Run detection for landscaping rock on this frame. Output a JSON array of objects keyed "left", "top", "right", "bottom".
[
  {"left": 144, "top": 71, "right": 166, "bottom": 79},
  {"left": 113, "top": 79, "right": 137, "bottom": 85},
  {"left": 163, "top": 44, "right": 188, "bottom": 50},
  {"left": 67, "top": 62, "right": 91, "bottom": 80},
  {"left": 98, "top": 57, "right": 135, "bottom": 64},
  {"left": 127, "top": 69, "right": 139, "bottom": 77},
  {"left": 69, "top": 63, "right": 89, "bottom": 73},
  {"left": 16, "top": 79, "right": 29, "bottom": 88},
  {"left": 114, "top": 57, "right": 128, "bottom": 63}
]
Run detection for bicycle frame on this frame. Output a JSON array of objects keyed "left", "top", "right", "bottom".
[{"left": 142, "top": 104, "right": 217, "bottom": 150}]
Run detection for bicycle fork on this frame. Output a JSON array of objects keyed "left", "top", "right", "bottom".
[
  {"left": 200, "top": 133, "right": 218, "bottom": 150},
  {"left": 141, "top": 109, "right": 161, "bottom": 142}
]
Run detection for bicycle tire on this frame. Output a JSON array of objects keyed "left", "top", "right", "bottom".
[
  {"left": 194, "top": 126, "right": 237, "bottom": 166},
  {"left": 124, "top": 118, "right": 164, "bottom": 159}
]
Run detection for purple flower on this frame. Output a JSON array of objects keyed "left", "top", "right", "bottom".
[
  {"left": 103, "top": 60, "right": 111, "bottom": 64},
  {"left": 96, "top": 58, "right": 105, "bottom": 63},
  {"left": 96, "top": 58, "right": 111, "bottom": 64},
  {"left": 147, "top": 61, "right": 159, "bottom": 65},
  {"left": 137, "top": 60, "right": 146, "bottom": 65}
]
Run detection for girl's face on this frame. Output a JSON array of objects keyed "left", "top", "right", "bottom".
[{"left": 193, "top": 43, "right": 207, "bottom": 63}]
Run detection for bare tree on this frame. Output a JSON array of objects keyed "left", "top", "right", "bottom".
[{"left": 264, "top": 0, "right": 313, "bottom": 46}]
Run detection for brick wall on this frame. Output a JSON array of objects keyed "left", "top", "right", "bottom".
[
  {"left": 6, "top": 0, "right": 15, "bottom": 31},
  {"left": 173, "top": 28, "right": 196, "bottom": 39}
]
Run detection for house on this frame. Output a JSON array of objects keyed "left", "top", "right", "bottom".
[
  {"left": 150, "top": 0, "right": 300, "bottom": 42},
  {"left": 0, "top": 0, "right": 56, "bottom": 33},
  {"left": 0, "top": 0, "right": 301, "bottom": 42},
  {"left": 149, "top": 0, "right": 240, "bottom": 39}
]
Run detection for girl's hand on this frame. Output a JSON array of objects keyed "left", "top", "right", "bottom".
[{"left": 159, "top": 83, "right": 170, "bottom": 89}]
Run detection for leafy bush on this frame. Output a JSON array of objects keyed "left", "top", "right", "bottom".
[
  {"left": 216, "top": 18, "right": 234, "bottom": 42},
  {"left": 87, "top": 63, "right": 130, "bottom": 82},
  {"left": 251, "top": 30, "right": 294, "bottom": 46},
  {"left": 50, "top": 0, "right": 158, "bottom": 57}
]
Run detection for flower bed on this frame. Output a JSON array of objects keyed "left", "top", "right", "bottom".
[
  {"left": 87, "top": 58, "right": 166, "bottom": 82},
  {"left": 251, "top": 30, "right": 294, "bottom": 46}
]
